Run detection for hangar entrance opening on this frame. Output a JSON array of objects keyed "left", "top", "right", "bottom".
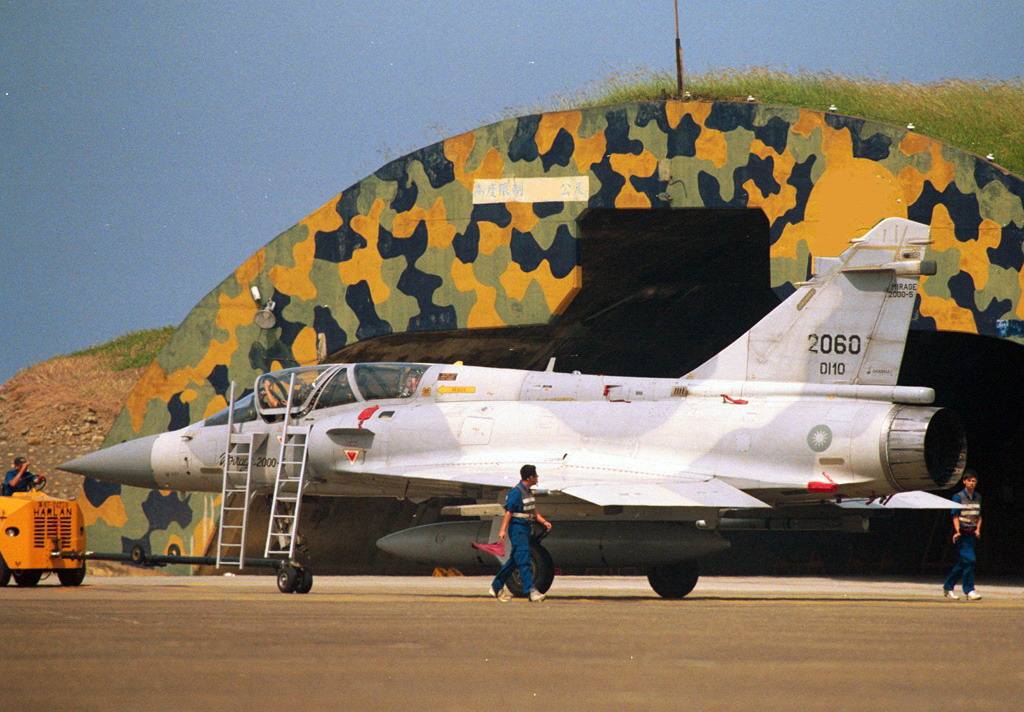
[
  {"left": 332, "top": 207, "right": 778, "bottom": 378},
  {"left": 554, "top": 208, "right": 777, "bottom": 377},
  {"left": 895, "top": 331, "right": 1024, "bottom": 574}
]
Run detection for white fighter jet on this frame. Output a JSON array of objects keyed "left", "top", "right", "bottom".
[{"left": 63, "top": 218, "right": 967, "bottom": 597}]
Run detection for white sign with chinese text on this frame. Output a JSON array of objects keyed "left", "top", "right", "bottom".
[{"left": 472, "top": 176, "right": 590, "bottom": 204}]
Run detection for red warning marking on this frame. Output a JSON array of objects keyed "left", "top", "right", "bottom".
[
  {"left": 807, "top": 481, "right": 839, "bottom": 493},
  {"left": 720, "top": 394, "right": 748, "bottom": 405},
  {"left": 357, "top": 405, "right": 380, "bottom": 428},
  {"left": 344, "top": 449, "right": 360, "bottom": 464},
  {"left": 603, "top": 385, "right": 630, "bottom": 402}
]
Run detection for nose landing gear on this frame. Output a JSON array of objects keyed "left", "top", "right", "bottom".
[{"left": 276, "top": 564, "right": 313, "bottom": 594}]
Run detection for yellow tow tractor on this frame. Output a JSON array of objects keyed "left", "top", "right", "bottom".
[
  {"left": 0, "top": 490, "right": 87, "bottom": 587},
  {"left": 2, "top": 487, "right": 304, "bottom": 590}
]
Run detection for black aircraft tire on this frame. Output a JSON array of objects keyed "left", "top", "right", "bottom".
[
  {"left": 0, "top": 554, "right": 10, "bottom": 587},
  {"left": 532, "top": 544, "right": 555, "bottom": 594},
  {"left": 295, "top": 568, "right": 314, "bottom": 594},
  {"left": 13, "top": 570, "right": 42, "bottom": 588},
  {"left": 647, "top": 561, "right": 699, "bottom": 599},
  {"left": 277, "top": 566, "right": 299, "bottom": 594},
  {"left": 57, "top": 563, "right": 87, "bottom": 587},
  {"left": 507, "top": 544, "right": 555, "bottom": 598}
]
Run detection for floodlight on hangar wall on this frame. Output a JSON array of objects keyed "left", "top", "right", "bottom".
[{"left": 77, "top": 100, "right": 1024, "bottom": 570}]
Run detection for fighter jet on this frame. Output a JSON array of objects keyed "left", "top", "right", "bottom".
[{"left": 63, "top": 218, "right": 967, "bottom": 597}]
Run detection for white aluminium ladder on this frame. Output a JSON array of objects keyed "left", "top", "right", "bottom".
[
  {"left": 216, "top": 382, "right": 257, "bottom": 569},
  {"left": 264, "top": 372, "right": 312, "bottom": 560}
]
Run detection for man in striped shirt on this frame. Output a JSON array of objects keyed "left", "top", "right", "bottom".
[{"left": 943, "top": 470, "right": 982, "bottom": 601}]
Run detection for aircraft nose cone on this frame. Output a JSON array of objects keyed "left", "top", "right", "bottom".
[{"left": 59, "top": 434, "right": 160, "bottom": 488}]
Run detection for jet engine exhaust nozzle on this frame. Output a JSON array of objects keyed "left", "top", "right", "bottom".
[{"left": 882, "top": 406, "right": 966, "bottom": 492}]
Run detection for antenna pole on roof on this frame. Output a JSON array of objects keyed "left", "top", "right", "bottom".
[{"left": 674, "top": 0, "right": 685, "bottom": 97}]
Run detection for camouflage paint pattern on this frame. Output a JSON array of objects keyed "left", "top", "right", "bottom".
[{"left": 80, "top": 100, "right": 1024, "bottom": 558}]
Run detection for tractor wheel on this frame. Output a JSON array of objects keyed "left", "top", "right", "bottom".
[
  {"left": 58, "top": 562, "right": 87, "bottom": 587},
  {"left": 13, "top": 570, "right": 42, "bottom": 587}
]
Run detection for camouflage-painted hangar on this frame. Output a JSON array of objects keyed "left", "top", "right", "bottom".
[{"left": 82, "top": 99, "right": 1024, "bottom": 575}]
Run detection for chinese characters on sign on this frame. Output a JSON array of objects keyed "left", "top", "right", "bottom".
[{"left": 472, "top": 176, "right": 590, "bottom": 204}]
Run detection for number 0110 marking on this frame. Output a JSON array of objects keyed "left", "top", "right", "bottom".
[{"left": 808, "top": 333, "right": 862, "bottom": 355}]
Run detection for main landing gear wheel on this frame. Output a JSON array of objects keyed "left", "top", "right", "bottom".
[
  {"left": 58, "top": 562, "right": 87, "bottom": 587},
  {"left": 13, "top": 570, "right": 42, "bottom": 588},
  {"left": 0, "top": 554, "right": 10, "bottom": 587},
  {"left": 647, "top": 560, "right": 699, "bottom": 599},
  {"left": 507, "top": 543, "right": 555, "bottom": 598}
]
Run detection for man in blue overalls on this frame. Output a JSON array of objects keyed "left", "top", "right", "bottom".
[
  {"left": 489, "top": 464, "right": 552, "bottom": 602},
  {"left": 943, "top": 470, "right": 982, "bottom": 601}
]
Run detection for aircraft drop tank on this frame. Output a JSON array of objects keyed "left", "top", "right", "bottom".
[{"left": 376, "top": 520, "right": 730, "bottom": 569}]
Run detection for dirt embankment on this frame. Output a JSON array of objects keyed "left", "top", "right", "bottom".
[
  {"left": 0, "top": 353, "right": 146, "bottom": 497},
  {"left": 1, "top": 327, "right": 173, "bottom": 496}
]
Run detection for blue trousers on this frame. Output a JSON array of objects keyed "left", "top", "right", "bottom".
[
  {"left": 491, "top": 525, "right": 533, "bottom": 593},
  {"left": 943, "top": 534, "right": 977, "bottom": 593}
]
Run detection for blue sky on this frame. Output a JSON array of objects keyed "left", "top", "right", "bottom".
[{"left": 2, "top": 1, "right": 1022, "bottom": 383}]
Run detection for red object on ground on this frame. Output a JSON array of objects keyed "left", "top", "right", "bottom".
[
  {"left": 472, "top": 541, "right": 506, "bottom": 557},
  {"left": 357, "top": 405, "right": 380, "bottom": 428},
  {"left": 720, "top": 394, "right": 749, "bottom": 405},
  {"left": 807, "top": 481, "right": 839, "bottom": 493}
]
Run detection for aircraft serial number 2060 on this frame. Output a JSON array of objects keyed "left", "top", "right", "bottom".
[{"left": 807, "top": 333, "right": 862, "bottom": 355}]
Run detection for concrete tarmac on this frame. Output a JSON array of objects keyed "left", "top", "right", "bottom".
[{"left": 3, "top": 575, "right": 1023, "bottom": 711}]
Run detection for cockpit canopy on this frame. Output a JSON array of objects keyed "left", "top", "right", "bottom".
[
  {"left": 203, "top": 392, "right": 257, "bottom": 427},
  {"left": 204, "top": 362, "right": 430, "bottom": 426},
  {"left": 353, "top": 363, "right": 427, "bottom": 401},
  {"left": 256, "top": 366, "right": 326, "bottom": 414}
]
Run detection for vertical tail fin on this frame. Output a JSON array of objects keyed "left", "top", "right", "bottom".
[{"left": 686, "top": 218, "right": 934, "bottom": 385}]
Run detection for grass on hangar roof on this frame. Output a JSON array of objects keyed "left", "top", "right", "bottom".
[{"left": 548, "top": 68, "right": 1024, "bottom": 176}]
